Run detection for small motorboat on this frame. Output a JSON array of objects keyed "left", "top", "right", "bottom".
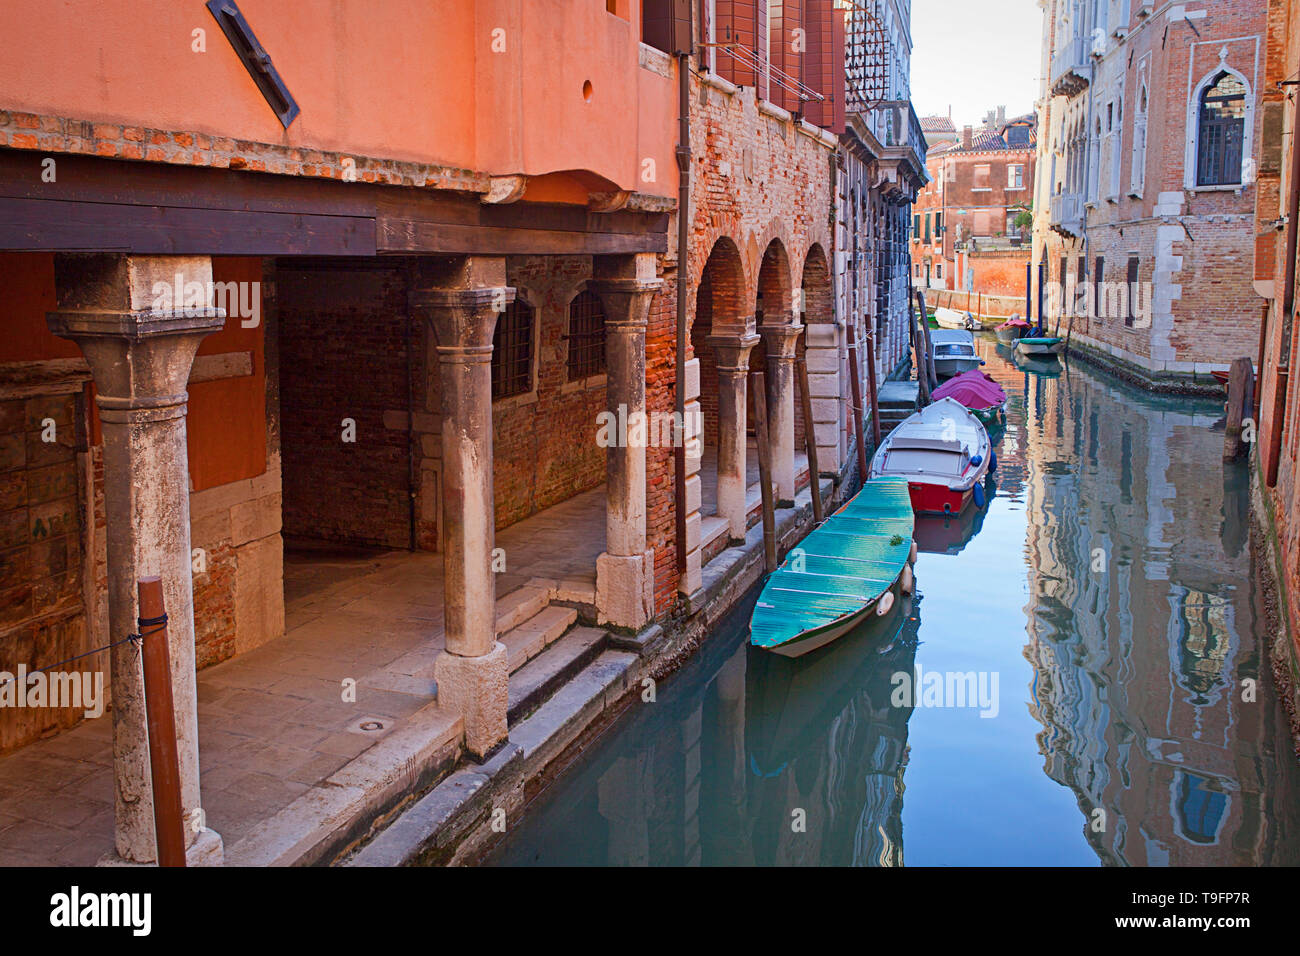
[
  {"left": 996, "top": 315, "right": 1031, "bottom": 345},
  {"left": 935, "top": 306, "right": 983, "bottom": 331},
  {"left": 932, "top": 369, "right": 1008, "bottom": 428},
  {"left": 1016, "top": 335, "right": 1063, "bottom": 358},
  {"left": 930, "top": 329, "right": 985, "bottom": 378},
  {"left": 749, "top": 478, "right": 916, "bottom": 658},
  {"left": 869, "top": 397, "right": 993, "bottom": 516}
]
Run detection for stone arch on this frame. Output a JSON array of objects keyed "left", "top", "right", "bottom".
[
  {"left": 796, "top": 242, "right": 839, "bottom": 477},
  {"left": 755, "top": 238, "right": 794, "bottom": 326}
]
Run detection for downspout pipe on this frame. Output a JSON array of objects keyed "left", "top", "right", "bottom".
[{"left": 674, "top": 47, "right": 691, "bottom": 588}]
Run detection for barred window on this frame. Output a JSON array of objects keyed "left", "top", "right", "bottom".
[
  {"left": 566, "top": 290, "right": 606, "bottom": 381},
  {"left": 1196, "top": 71, "right": 1246, "bottom": 187},
  {"left": 491, "top": 299, "right": 533, "bottom": 400}
]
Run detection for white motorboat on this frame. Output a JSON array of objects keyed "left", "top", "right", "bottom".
[
  {"left": 869, "top": 397, "right": 994, "bottom": 516},
  {"left": 930, "top": 329, "right": 985, "bottom": 378}
]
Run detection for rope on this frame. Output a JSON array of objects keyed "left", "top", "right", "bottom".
[{"left": 0, "top": 615, "right": 168, "bottom": 690}]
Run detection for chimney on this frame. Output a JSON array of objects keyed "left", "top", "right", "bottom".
[{"left": 962, "top": 126, "right": 973, "bottom": 150}]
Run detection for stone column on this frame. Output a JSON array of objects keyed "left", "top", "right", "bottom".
[
  {"left": 409, "top": 257, "right": 511, "bottom": 761},
  {"left": 761, "top": 322, "right": 803, "bottom": 505},
  {"left": 592, "top": 254, "right": 663, "bottom": 630},
  {"left": 708, "top": 331, "right": 760, "bottom": 541},
  {"left": 47, "top": 253, "right": 224, "bottom": 865}
]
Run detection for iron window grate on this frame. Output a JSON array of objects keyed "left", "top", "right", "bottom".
[
  {"left": 566, "top": 291, "right": 607, "bottom": 381},
  {"left": 492, "top": 300, "right": 533, "bottom": 400}
]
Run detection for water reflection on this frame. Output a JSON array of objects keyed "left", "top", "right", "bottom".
[
  {"left": 488, "top": 340, "right": 1300, "bottom": 867},
  {"left": 1014, "top": 339, "right": 1300, "bottom": 865}
]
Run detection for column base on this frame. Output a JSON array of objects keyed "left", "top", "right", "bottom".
[
  {"left": 596, "top": 551, "right": 654, "bottom": 630},
  {"left": 435, "top": 644, "right": 509, "bottom": 762},
  {"left": 97, "top": 827, "right": 224, "bottom": 867}
]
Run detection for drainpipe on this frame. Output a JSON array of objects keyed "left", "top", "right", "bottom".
[
  {"left": 674, "top": 47, "right": 691, "bottom": 584},
  {"left": 1267, "top": 84, "right": 1300, "bottom": 487}
]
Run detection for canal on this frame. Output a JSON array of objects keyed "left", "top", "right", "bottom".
[{"left": 488, "top": 339, "right": 1300, "bottom": 866}]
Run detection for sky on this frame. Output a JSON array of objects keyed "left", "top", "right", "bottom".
[{"left": 910, "top": 0, "right": 1044, "bottom": 129}]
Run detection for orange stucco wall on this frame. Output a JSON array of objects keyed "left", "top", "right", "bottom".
[
  {"left": 0, "top": 0, "right": 676, "bottom": 198},
  {"left": 0, "top": 253, "right": 268, "bottom": 492}
]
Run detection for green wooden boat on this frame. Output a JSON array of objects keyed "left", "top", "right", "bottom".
[{"left": 749, "top": 477, "right": 916, "bottom": 658}]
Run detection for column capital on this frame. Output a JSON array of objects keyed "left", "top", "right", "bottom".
[
  {"left": 410, "top": 286, "right": 516, "bottom": 352},
  {"left": 46, "top": 254, "right": 225, "bottom": 415},
  {"left": 591, "top": 277, "right": 663, "bottom": 332},
  {"left": 707, "top": 332, "right": 761, "bottom": 372},
  {"left": 760, "top": 322, "right": 805, "bottom": 359}
]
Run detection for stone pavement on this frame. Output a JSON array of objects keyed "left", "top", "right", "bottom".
[{"left": 0, "top": 487, "right": 607, "bottom": 865}]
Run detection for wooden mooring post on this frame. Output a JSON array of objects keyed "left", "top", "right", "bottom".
[
  {"left": 1223, "top": 356, "right": 1254, "bottom": 462},
  {"left": 795, "top": 343, "right": 824, "bottom": 524},
  {"left": 915, "top": 289, "right": 938, "bottom": 390},
  {"left": 846, "top": 324, "right": 870, "bottom": 482},
  {"left": 864, "top": 328, "right": 882, "bottom": 448},
  {"left": 138, "top": 576, "right": 187, "bottom": 868},
  {"left": 750, "top": 369, "right": 779, "bottom": 572}
]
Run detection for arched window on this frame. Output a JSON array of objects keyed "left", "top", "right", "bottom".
[
  {"left": 491, "top": 298, "right": 533, "bottom": 400},
  {"left": 566, "top": 289, "right": 606, "bottom": 381},
  {"left": 1196, "top": 71, "right": 1247, "bottom": 186}
]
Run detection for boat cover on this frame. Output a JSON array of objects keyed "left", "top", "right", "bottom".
[
  {"left": 749, "top": 478, "right": 914, "bottom": 651},
  {"left": 932, "top": 369, "right": 1007, "bottom": 411}
]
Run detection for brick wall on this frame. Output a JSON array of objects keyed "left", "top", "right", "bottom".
[
  {"left": 278, "top": 264, "right": 413, "bottom": 550},
  {"left": 494, "top": 256, "right": 610, "bottom": 530}
]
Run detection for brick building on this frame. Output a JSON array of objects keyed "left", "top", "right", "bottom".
[
  {"left": 837, "top": 0, "right": 929, "bottom": 390},
  {"left": 0, "top": 1, "right": 914, "bottom": 866},
  {"left": 1031, "top": 0, "right": 1267, "bottom": 383},
  {"left": 911, "top": 113, "right": 1037, "bottom": 300},
  {"left": 1254, "top": 0, "right": 1300, "bottom": 727}
]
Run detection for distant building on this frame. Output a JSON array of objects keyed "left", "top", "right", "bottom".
[
  {"left": 1031, "top": 0, "right": 1266, "bottom": 383},
  {"left": 911, "top": 112, "right": 1037, "bottom": 301}
]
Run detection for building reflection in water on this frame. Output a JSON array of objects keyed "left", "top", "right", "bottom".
[
  {"left": 1018, "top": 359, "right": 1300, "bottom": 866},
  {"left": 491, "top": 592, "right": 920, "bottom": 867}
]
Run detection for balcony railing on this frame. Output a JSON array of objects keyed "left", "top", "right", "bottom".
[
  {"left": 1049, "top": 33, "right": 1090, "bottom": 97},
  {"left": 878, "top": 100, "right": 929, "bottom": 175},
  {"left": 1050, "top": 191, "right": 1085, "bottom": 237}
]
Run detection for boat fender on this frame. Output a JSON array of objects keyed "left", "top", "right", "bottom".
[
  {"left": 973, "top": 483, "right": 986, "bottom": 509},
  {"left": 900, "top": 565, "right": 915, "bottom": 595},
  {"left": 876, "top": 589, "right": 896, "bottom": 617},
  {"left": 909, "top": 541, "right": 919, "bottom": 564},
  {"left": 943, "top": 502, "right": 952, "bottom": 515},
  {"left": 990, "top": 451, "right": 998, "bottom": 473},
  {"left": 970, "top": 454, "right": 983, "bottom": 467}
]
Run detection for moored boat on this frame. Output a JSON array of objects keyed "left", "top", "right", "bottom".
[
  {"left": 932, "top": 368, "right": 1008, "bottom": 427},
  {"left": 930, "top": 329, "right": 984, "bottom": 378},
  {"left": 1016, "top": 335, "right": 1063, "bottom": 358},
  {"left": 935, "top": 306, "right": 983, "bottom": 331},
  {"left": 869, "top": 397, "right": 993, "bottom": 516},
  {"left": 749, "top": 478, "right": 916, "bottom": 658},
  {"left": 996, "top": 315, "right": 1031, "bottom": 345}
]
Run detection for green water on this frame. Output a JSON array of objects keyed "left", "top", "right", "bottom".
[{"left": 488, "top": 341, "right": 1300, "bottom": 866}]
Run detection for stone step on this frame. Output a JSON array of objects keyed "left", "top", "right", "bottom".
[
  {"left": 507, "top": 626, "right": 608, "bottom": 725},
  {"left": 494, "top": 583, "right": 551, "bottom": 635},
  {"left": 502, "top": 605, "right": 578, "bottom": 673}
]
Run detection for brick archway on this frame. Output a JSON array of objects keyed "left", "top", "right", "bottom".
[{"left": 798, "top": 242, "right": 841, "bottom": 475}]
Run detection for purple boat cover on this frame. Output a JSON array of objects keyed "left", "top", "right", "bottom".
[
  {"left": 932, "top": 369, "right": 1007, "bottom": 410},
  {"left": 999, "top": 316, "right": 1031, "bottom": 329}
]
